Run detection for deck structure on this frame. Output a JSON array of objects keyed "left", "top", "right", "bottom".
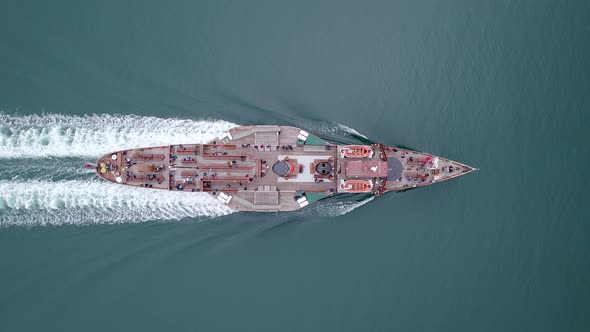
[{"left": 96, "top": 125, "right": 475, "bottom": 212}]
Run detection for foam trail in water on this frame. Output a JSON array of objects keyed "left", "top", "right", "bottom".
[
  {"left": 0, "top": 180, "right": 233, "bottom": 227},
  {"left": 323, "top": 123, "right": 370, "bottom": 140},
  {"left": 290, "top": 118, "right": 372, "bottom": 145},
  {"left": 321, "top": 196, "right": 375, "bottom": 216},
  {"left": 0, "top": 158, "right": 95, "bottom": 181},
  {"left": 296, "top": 196, "right": 375, "bottom": 218},
  {"left": 0, "top": 113, "right": 236, "bottom": 158}
]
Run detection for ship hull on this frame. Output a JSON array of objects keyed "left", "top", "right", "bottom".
[{"left": 95, "top": 125, "right": 475, "bottom": 212}]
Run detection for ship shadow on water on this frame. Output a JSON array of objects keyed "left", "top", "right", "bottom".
[
  {"left": 245, "top": 185, "right": 424, "bottom": 235},
  {"left": 240, "top": 193, "right": 377, "bottom": 235}
]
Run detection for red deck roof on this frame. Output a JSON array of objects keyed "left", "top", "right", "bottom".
[{"left": 344, "top": 160, "right": 389, "bottom": 177}]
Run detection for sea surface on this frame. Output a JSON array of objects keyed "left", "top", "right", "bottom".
[{"left": 0, "top": 1, "right": 588, "bottom": 331}]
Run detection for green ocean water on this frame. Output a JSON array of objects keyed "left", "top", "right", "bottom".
[{"left": 1, "top": 1, "right": 589, "bottom": 331}]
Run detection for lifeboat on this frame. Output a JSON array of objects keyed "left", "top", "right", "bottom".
[
  {"left": 340, "top": 145, "right": 373, "bottom": 158},
  {"left": 340, "top": 180, "right": 373, "bottom": 193}
]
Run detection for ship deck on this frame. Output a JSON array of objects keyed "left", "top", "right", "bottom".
[{"left": 96, "top": 125, "right": 475, "bottom": 212}]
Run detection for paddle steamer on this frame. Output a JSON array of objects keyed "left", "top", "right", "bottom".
[{"left": 96, "top": 126, "right": 475, "bottom": 211}]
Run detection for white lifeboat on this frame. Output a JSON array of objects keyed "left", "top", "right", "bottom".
[
  {"left": 340, "top": 145, "right": 373, "bottom": 158},
  {"left": 340, "top": 179, "right": 373, "bottom": 193}
]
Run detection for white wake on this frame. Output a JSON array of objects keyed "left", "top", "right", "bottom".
[
  {"left": 297, "top": 196, "right": 375, "bottom": 218},
  {"left": 330, "top": 123, "right": 370, "bottom": 140},
  {"left": 0, "top": 113, "right": 236, "bottom": 158},
  {"left": 0, "top": 180, "right": 233, "bottom": 227},
  {"left": 324, "top": 196, "right": 375, "bottom": 216}
]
